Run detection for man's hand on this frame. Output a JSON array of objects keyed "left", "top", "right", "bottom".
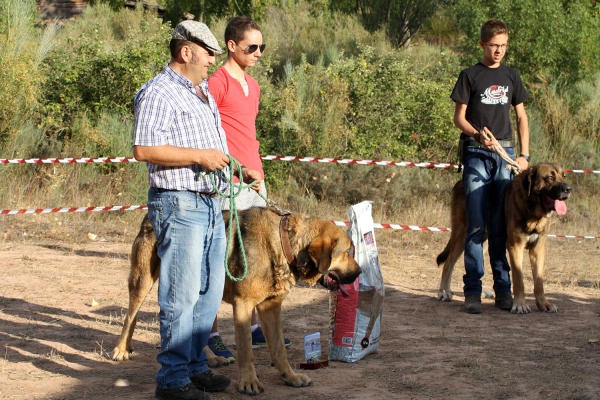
[
  {"left": 133, "top": 145, "right": 229, "bottom": 170},
  {"left": 198, "top": 149, "right": 230, "bottom": 171},
  {"left": 241, "top": 168, "right": 262, "bottom": 193}
]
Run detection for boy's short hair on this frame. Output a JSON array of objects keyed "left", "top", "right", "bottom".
[
  {"left": 225, "top": 16, "right": 261, "bottom": 48},
  {"left": 480, "top": 19, "right": 508, "bottom": 42}
]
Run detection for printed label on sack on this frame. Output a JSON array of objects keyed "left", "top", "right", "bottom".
[
  {"left": 332, "top": 278, "right": 359, "bottom": 347},
  {"left": 364, "top": 231, "right": 375, "bottom": 250}
]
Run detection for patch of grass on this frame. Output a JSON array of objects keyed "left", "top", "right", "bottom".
[
  {"left": 35, "top": 348, "right": 65, "bottom": 363},
  {"left": 93, "top": 340, "right": 112, "bottom": 361},
  {"left": 453, "top": 356, "right": 494, "bottom": 381}
]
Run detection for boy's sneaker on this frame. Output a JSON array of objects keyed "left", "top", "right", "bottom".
[
  {"left": 155, "top": 383, "right": 210, "bottom": 400},
  {"left": 251, "top": 326, "right": 291, "bottom": 348},
  {"left": 207, "top": 335, "right": 235, "bottom": 362},
  {"left": 189, "top": 370, "right": 231, "bottom": 392}
]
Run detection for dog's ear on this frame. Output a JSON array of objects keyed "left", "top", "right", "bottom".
[
  {"left": 527, "top": 165, "right": 537, "bottom": 197},
  {"left": 308, "top": 236, "right": 338, "bottom": 273}
]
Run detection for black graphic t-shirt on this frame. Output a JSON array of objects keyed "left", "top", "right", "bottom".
[{"left": 450, "top": 62, "right": 528, "bottom": 141}]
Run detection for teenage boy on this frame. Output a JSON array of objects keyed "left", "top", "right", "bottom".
[
  {"left": 133, "top": 20, "right": 261, "bottom": 400},
  {"left": 450, "top": 18, "right": 530, "bottom": 314},
  {"left": 206, "top": 16, "right": 290, "bottom": 362}
]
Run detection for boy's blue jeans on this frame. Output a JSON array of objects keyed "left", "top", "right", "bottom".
[
  {"left": 147, "top": 188, "right": 226, "bottom": 389},
  {"left": 462, "top": 146, "right": 515, "bottom": 297}
]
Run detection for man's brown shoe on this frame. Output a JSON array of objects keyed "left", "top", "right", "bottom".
[
  {"left": 495, "top": 291, "right": 513, "bottom": 311},
  {"left": 464, "top": 295, "right": 482, "bottom": 314},
  {"left": 190, "top": 370, "right": 231, "bottom": 392}
]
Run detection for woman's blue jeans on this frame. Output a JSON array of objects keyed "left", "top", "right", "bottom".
[
  {"left": 147, "top": 188, "right": 226, "bottom": 389},
  {"left": 462, "top": 146, "right": 515, "bottom": 297}
]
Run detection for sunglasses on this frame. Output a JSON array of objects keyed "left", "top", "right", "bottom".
[{"left": 242, "top": 43, "right": 266, "bottom": 54}]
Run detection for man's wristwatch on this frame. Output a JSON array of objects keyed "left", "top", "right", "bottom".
[
  {"left": 473, "top": 132, "right": 482, "bottom": 143},
  {"left": 519, "top": 154, "right": 530, "bottom": 162}
]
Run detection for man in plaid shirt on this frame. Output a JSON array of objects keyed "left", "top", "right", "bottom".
[{"left": 133, "top": 20, "right": 261, "bottom": 400}]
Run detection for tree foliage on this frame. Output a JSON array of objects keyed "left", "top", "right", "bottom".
[
  {"left": 162, "top": 0, "right": 284, "bottom": 25},
  {"left": 332, "top": 0, "right": 441, "bottom": 47},
  {"left": 450, "top": 0, "right": 600, "bottom": 83}
]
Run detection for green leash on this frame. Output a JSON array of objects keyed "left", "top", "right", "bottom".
[{"left": 208, "top": 155, "right": 255, "bottom": 282}]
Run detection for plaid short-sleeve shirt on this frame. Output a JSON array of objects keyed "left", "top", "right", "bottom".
[{"left": 133, "top": 65, "right": 229, "bottom": 193}]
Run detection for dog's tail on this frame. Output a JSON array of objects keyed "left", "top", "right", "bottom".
[{"left": 436, "top": 240, "right": 451, "bottom": 267}]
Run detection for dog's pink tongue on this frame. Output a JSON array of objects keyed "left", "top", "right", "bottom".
[
  {"left": 339, "top": 284, "right": 349, "bottom": 298},
  {"left": 555, "top": 200, "right": 567, "bottom": 216}
]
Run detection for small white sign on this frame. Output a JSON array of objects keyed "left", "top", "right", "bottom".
[{"left": 304, "top": 332, "right": 322, "bottom": 361}]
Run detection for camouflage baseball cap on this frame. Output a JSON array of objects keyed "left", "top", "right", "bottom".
[{"left": 172, "top": 20, "right": 223, "bottom": 55}]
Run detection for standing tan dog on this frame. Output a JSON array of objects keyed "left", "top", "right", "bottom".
[
  {"left": 437, "top": 162, "right": 572, "bottom": 313},
  {"left": 112, "top": 206, "right": 361, "bottom": 395}
]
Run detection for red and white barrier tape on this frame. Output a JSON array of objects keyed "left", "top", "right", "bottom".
[
  {"left": 329, "top": 221, "right": 598, "bottom": 239},
  {"left": 331, "top": 220, "right": 451, "bottom": 232},
  {"left": 0, "top": 157, "right": 137, "bottom": 164},
  {"left": 0, "top": 205, "right": 146, "bottom": 215},
  {"left": 271, "top": 155, "right": 600, "bottom": 174},
  {"left": 1, "top": 155, "right": 598, "bottom": 174},
  {"left": 1, "top": 205, "right": 597, "bottom": 239},
  {"left": 261, "top": 155, "right": 459, "bottom": 170}
]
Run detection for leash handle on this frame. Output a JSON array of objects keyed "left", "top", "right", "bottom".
[{"left": 480, "top": 128, "right": 521, "bottom": 172}]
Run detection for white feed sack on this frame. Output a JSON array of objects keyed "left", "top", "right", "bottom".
[{"left": 329, "top": 201, "right": 385, "bottom": 363}]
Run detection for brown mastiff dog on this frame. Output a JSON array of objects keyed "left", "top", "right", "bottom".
[
  {"left": 436, "top": 162, "right": 572, "bottom": 313},
  {"left": 112, "top": 206, "right": 361, "bottom": 395}
]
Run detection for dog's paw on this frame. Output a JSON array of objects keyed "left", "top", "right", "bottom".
[
  {"left": 284, "top": 372, "right": 312, "bottom": 388},
  {"left": 536, "top": 300, "right": 558, "bottom": 313},
  {"left": 207, "top": 355, "right": 231, "bottom": 368},
  {"left": 237, "top": 377, "right": 264, "bottom": 396},
  {"left": 510, "top": 302, "right": 532, "bottom": 314},
  {"left": 437, "top": 291, "right": 453, "bottom": 302},
  {"left": 111, "top": 347, "right": 132, "bottom": 361}
]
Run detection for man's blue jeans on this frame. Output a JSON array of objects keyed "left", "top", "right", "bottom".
[
  {"left": 147, "top": 188, "right": 226, "bottom": 389},
  {"left": 462, "top": 146, "right": 515, "bottom": 297}
]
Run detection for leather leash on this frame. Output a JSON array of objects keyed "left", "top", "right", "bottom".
[{"left": 279, "top": 214, "right": 297, "bottom": 267}]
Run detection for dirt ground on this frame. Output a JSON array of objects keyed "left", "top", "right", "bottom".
[{"left": 1, "top": 214, "right": 600, "bottom": 400}]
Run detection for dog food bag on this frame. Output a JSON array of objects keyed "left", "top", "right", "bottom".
[{"left": 328, "top": 201, "right": 385, "bottom": 363}]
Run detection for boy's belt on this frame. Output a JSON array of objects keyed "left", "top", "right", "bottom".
[{"left": 464, "top": 139, "right": 514, "bottom": 148}]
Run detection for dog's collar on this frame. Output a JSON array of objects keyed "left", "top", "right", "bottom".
[{"left": 279, "top": 215, "right": 297, "bottom": 267}]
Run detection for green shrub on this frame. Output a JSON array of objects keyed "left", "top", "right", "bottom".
[
  {"left": 328, "top": 45, "right": 461, "bottom": 161},
  {"left": 529, "top": 74, "right": 600, "bottom": 169},
  {"left": 251, "top": 2, "right": 391, "bottom": 78},
  {"left": 41, "top": 3, "right": 170, "bottom": 132},
  {"left": 0, "top": 0, "right": 58, "bottom": 149}
]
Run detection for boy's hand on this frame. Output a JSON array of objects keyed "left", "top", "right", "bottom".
[
  {"left": 515, "top": 157, "right": 529, "bottom": 171},
  {"left": 241, "top": 168, "right": 262, "bottom": 193},
  {"left": 480, "top": 127, "right": 499, "bottom": 151}
]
